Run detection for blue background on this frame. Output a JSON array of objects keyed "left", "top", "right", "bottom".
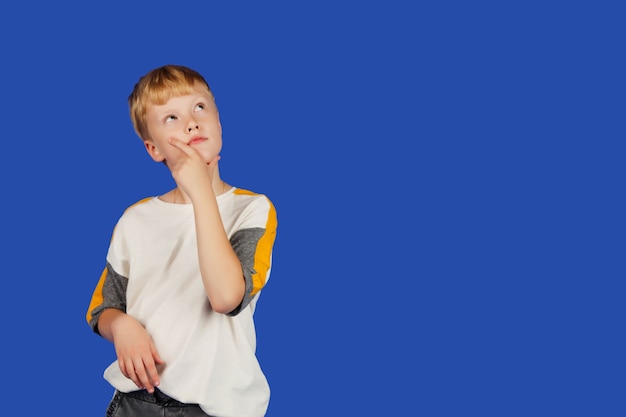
[{"left": 0, "top": 1, "right": 623, "bottom": 416}]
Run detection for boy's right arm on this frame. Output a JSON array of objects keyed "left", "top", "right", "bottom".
[{"left": 97, "top": 308, "right": 164, "bottom": 394}]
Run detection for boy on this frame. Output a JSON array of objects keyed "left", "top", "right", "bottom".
[{"left": 86, "top": 65, "right": 278, "bottom": 417}]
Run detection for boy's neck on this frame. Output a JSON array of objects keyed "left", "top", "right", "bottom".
[{"left": 168, "top": 179, "right": 230, "bottom": 205}]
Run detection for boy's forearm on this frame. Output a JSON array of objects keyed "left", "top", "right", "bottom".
[
  {"left": 96, "top": 307, "right": 125, "bottom": 343},
  {"left": 193, "top": 194, "right": 246, "bottom": 314}
]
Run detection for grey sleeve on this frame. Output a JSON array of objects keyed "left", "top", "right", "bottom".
[
  {"left": 88, "top": 262, "right": 128, "bottom": 334},
  {"left": 227, "top": 227, "right": 266, "bottom": 316}
]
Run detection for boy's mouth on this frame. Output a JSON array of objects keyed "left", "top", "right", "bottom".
[{"left": 188, "top": 137, "right": 207, "bottom": 145}]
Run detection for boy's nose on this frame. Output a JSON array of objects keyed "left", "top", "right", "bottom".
[{"left": 187, "top": 123, "right": 199, "bottom": 132}]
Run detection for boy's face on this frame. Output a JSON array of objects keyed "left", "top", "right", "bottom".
[{"left": 143, "top": 87, "right": 222, "bottom": 166}]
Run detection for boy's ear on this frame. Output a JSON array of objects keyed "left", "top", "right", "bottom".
[{"left": 144, "top": 140, "right": 165, "bottom": 163}]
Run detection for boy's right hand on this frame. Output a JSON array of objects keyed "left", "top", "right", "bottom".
[{"left": 110, "top": 314, "right": 164, "bottom": 393}]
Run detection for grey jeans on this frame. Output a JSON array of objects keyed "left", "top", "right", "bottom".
[{"left": 105, "top": 389, "right": 212, "bottom": 417}]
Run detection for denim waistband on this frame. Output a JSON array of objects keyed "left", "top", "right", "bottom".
[{"left": 119, "top": 388, "right": 196, "bottom": 407}]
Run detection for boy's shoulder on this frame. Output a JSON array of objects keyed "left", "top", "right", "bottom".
[
  {"left": 120, "top": 196, "right": 154, "bottom": 215},
  {"left": 232, "top": 187, "right": 266, "bottom": 197},
  {"left": 228, "top": 188, "right": 277, "bottom": 220},
  {"left": 231, "top": 187, "right": 274, "bottom": 207},
  {"left": 113, "top": 197, "right": 158, "bottom": 225}
]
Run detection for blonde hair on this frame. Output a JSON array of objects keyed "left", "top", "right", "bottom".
[{"left": 128, "top": 65, "right": 215, "bottom": 141}]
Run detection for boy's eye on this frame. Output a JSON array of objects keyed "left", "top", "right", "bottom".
[
  {"left": 195, "top": 103, "right": 205, "bottom": 112},
  {"left": 165, "top": 115, "right": 178, "bottom": 123}
]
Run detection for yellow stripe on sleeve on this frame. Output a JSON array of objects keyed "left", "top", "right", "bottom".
[
  {"left": 86, "top": 267, "right": 108, "bottom": 323},
  {"left": 251, "top": 198, "right": 278, "bottom": 296}
]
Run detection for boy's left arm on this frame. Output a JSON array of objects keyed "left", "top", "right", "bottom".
[
  {"left": 191, "top": 187, "right": 278, "bottom": 317},
  {"left": 166, "top": 138, "right": 276, "bottom": 315},
  {"left": 166, "top": 138, "right": 246, "bottom": 314},
  {"left": 226, "top": 194, "right": 277, "bottom": 316}
]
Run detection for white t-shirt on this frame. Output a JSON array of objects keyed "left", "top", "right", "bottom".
[{"left": 87, "top": 187, "right": 278, "bottom": 417}]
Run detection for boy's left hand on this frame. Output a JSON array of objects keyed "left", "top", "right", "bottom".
[{"left": 167, "top": 138, "right": 220, "bottom": 200}]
